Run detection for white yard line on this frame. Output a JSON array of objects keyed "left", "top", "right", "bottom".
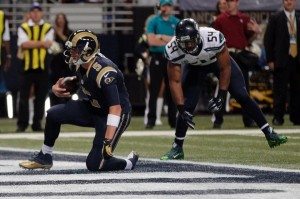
[
  {"left": 0, "top": 147, "right": 299, "bottom": 173},
  {"left": 0, "top": 129, "right": 299, "bottom": 139}
]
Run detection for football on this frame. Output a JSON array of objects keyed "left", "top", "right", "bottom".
[{"left": 62, "top": 76, "right": 79, "bottom": 94}]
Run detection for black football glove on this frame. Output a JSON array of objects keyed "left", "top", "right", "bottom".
[
  {"left": 177, "top": 105, "right": 195, "bottom": 129},
  {"left": 102, "top": 138, "right": 113, "bottom": 160},
  {"left": 208, "top": 89, "right": 227, "bottom": 113}
]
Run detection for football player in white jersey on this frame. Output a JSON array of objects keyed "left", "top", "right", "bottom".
[{"left": 161, "top": 18, "right": 288, "bottom": 160}]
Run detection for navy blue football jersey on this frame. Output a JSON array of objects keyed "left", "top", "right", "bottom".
[{"left": 74, "top": 53, "right": 131, "bottom": 114}]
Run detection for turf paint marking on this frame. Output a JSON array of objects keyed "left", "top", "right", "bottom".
[
  {"left": 0, "top": 149, "right": 299, "bottom": 199},
  {"left": 0, "top": 129, "right": 299, "bottom": 140}
]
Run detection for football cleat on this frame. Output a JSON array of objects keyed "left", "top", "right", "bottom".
[
  {"left": 265, "top": 129, "right": 288, "bottom": 148},
  {"left": 127, "top": 151, "right": 139, "bottom": 170},
  {"left": 19, "top": 151, "right": 53, "bottom": 170},
  {"left": 160, "top": 144, "right": 184, "bottom": 160}
]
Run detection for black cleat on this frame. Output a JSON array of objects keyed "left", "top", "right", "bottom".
[{"left": 19, "top": 151, "right": 53, "bottom": 170}]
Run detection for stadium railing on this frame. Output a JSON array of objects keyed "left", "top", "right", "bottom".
[{"left": 0, "top": 0, "right": 138, "bottom": 34}]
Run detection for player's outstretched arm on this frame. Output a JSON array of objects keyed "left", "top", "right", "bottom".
[
  {"left": 167, "top": 61, "right": 184, "bottom": 106},
  {"left": 216, "top": 45, "right": 231, "bottom": 92},
  {"left": 103, "top": 104, "right": 122, "bottom": 159},
  {"left": 167, "top": 61, "right": 195, "bottom": 129}
]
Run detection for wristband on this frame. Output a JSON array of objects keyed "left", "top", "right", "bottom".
[{"left": 107, "top": 114, "right": 120, "bottom": 127}]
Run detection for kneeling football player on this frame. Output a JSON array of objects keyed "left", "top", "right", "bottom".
[{"left": 19, "top": 30, "right": 138, "bottom": 171}]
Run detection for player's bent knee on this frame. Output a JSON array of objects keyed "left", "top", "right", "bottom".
[
  {"left": 46, "top": 108, "right": 57, "bottom": 121},
  {"left": 46, "top": 105, "right": 63, "bottom": 121},
  {"left": 86, "top": 152, "right": 103, "bottom": 172},
  {"left": 86, "top": 158, "right": 100, "bottom": 171}
]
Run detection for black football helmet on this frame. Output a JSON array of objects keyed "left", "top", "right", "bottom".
[
  {"left": 64, "top": 29, "right": 99, "bottom": 65},
  {"left": 175, "top": 18, "right": 201, "bottom": 54}
]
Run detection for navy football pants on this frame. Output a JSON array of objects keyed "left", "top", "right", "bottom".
[
  {"left": 175, "top": 57, "right": 268, "bottom": 139},
  {"left": 44, "top": 100, "right": 131, "bottom": 171}
]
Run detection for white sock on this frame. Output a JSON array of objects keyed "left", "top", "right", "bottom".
[
  {"left": 42, "top": 144, "right": 53, "bottom": 155},
  {"left": 144, "top": 91, "right": 150, "bottom": 125},
  {"left": 28, "top": 97, "right": 34, "bottom": 125},
  {"left": 156, "top": 97, "right": 163, "bottom": 124},
  {"left": 124, "top": 159, "right": 133, "bottom": 170}
]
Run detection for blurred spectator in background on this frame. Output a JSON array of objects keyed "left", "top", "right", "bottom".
[
  {"left": 0, "top": 9, "right": 11, "bottom": 87},
  {"left": 135, "top": 14, "right": 164, "bottom": 126},
  {"left": 145, "top": 0, "right": 179, "bottom": 129},
  {"left": 213, "top": 0, "right": 261, "bottom": 128},
  {"left": 49, "top": 13, "right": 73, "bottom": 106},
  {"left": 0, "top": 9, "right": 11, "bottom": 116},
  {"left": 264, "top": 0, "right": 300, "bottom": 125},
  {"left": 16, "top": 2, "right": 54, "bottom": 132},
  {"left": 211, "top": 0, "right": 228, "bottom": 23}
]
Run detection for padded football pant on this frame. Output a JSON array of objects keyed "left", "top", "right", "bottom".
[
  {"left": 44, "top": 100, "right": 131, "bottom": 171},
  {"left": 175, "top": 57, "right": 268, "bottom": 141},
  {"left": 213, "top": 52, "right": 254, "bottom": 126}
]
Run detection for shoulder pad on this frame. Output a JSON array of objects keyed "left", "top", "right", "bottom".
[
  {"left": 165, "top": 38, "right": 185, "bottom": 64},
  {"left": 201, "top": 28, "right": 226, "bottom": 53},
  {"left": 96, "top": 66, "right": 117, "bottom": 87}
]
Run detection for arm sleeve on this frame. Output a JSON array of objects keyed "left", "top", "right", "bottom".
[
  {"left": 99, "top": 71, "right": 120, "bottom": 106},
  {"left": 103, "top": 84, "right": 120, "bottom": 106}
]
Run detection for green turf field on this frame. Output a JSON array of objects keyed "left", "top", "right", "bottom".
[{"left": 0, "top": 115, "right": 299, "bottom": 169}]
